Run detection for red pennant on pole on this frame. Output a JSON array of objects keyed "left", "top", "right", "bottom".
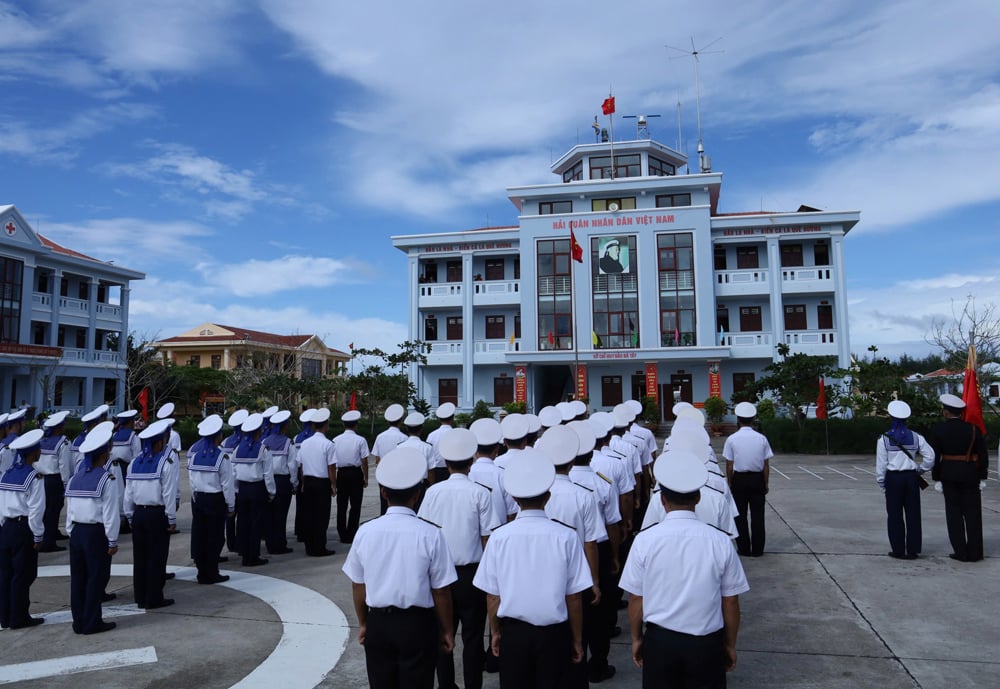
[
  {"left": 570, "top": 229, "right": 583, "bottom": 263},
  {"left": 349, "top": 390, "right": 357, "bottom": 411},
  {"left": 962, "top": 345, "right": 985, "bottom": 434},
  {"left": 816, "top": 377, "right": 828, "bottom": 420},
  {"left": 601, "top": 96, "right": 615, "bottom": 115},
  {"left": 138, "top": 387, "right": 149, "bottom": 421}
]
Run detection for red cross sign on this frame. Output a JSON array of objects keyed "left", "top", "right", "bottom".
[{"left": 4, "top": 221, "right": 16, "bottom": 236}]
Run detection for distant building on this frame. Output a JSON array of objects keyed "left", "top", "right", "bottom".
[
  {"left": 0, "top": 205, "right": 144, "bottom": 416},
  {"left": 153, "top": 323, "right": 348, "bottom": 379},
  {"left": 392, "top": 133, "right": 859, "bottom": 420}
]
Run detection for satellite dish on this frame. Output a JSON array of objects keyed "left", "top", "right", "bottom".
[{"left": 608, "top": 202, "right": 620, "bottom": 212}]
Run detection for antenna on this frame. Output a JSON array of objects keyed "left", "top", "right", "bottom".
[
  {"left": 666, "top": 37, "right": 723, "bottom": 173},
  {"left": 622, "top": 114, "right": 661, "bottom": 139}
]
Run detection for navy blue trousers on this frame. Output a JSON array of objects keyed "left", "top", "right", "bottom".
[
  {"left": 236, "top": 480, "right": 268, "bottom": 563},
  {"left": 885, "top": 470, "right": 922, "bottom": 556},
  {"left": 41, "top": 474, "right": 65, "bottom": 548},
  {"left": 131, "top": 505, "right": 169, "bottom": 607},
  {"left": 0, "top": 518, "right": 38, "bottom": 628},
  {"left": 266, "top": 474, "right": 293, "bottom": 553},
  {"left": 69, "top": 523, "right": 110, "bottom": 634},
  {"left": 191, "top": 491, "right": 227, "bottom": 581}
]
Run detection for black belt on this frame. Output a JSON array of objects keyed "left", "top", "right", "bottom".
[
  {"left": 734, "top": 470, "right": 764, "bottom": 474},
  {"left": 72, "top": 521, "right": 101, "bottom": 526},
  {"left": 368, "top": 605, "right": 433, "bottom": 615},
  {"left": 193, "top": 491, "right": 223, "bottom": 497},
  {"left": 888, "top": 469, "right": 918, "bottom": 473},
  {"left": 135, "top": 504, "right": 165, "bottom": 510},
  {"left": 500, "top": 617, "right": 567, "bottom": 630},
  {"left": 5, "top": 515, "right": 28, "bottom": 522},
  {"left": 455, "top": 563, "right": 479, "bottom": 571},
  {"left": 339, "top": 465, "right": 362, "bottom": 471}
]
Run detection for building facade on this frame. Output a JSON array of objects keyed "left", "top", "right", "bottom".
[
  {"left": 0, "top": 205, "right": 144, "bottom": 416},
  {"left": 392, "top": 137, "right": 859, "bottom": 420},
  {"left": 153, "top": 323, "right": 349, "bottom": 379}
]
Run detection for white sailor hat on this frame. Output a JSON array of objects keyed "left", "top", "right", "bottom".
[
  {"left": 228, "top": 409, "right": 249, "bottom": 427},
  {"left": 116, "top": 409, "right": 139, "bottom": 421},
  {"left": 439, "top": 428, "right": 478, "bottom": 462},
  {"left": 5, "top": 408, "right": 26, "bottom": 423},
  {"left": 666, "top": 429, "right": 711, "bottom": 461},
  {"left": 10, "top": 428, "right": 44, "bottom": 453},
  {"left": 612, "top": 404, "right": 634, "bottom": 428},
  {"left": 384, "top": 404, "right": 405, "bottom": 423},
  {"left": 556, "top": 402, "right": 575, "bottom": 422},
  {"left": 470, "top": 418, "right": 502, "bottom": 446},
  {"left": 81, "top": 405, "right": 109, "bottom": 424},
  {"left": 570, "top": 400, "right": 588, "bottom": 417},
  {"left": 653, "top": 450, "right": 709, "bottom": 494},
  {"left": 670, "top": 422, "right": 711, "bottom": 451},
  {"left": 80, "top": 423, "right": 114, "bottom": 455},
  {"left": 139, "top": 418, "right": 173, "bottom": 442},
  {"left": 672, "top": 401, "right": 694, "bottom": 415},
  {"left": 734, "top": 401, "right": 757, "bottom": 419},
  {"left": 241, "top": 413, "right": 264, "bottom": 434},
  {"left": 588, "top": 411, "right": 615, "bottom": 437},
  {"left": 677, "top": 406, "right": 706, "bottom": 425},
  {"left": 312, "top": 408, "right": 331, "bottom": 424},
  {"left": 156, "top": 402, "right": 175, "bottom": 419},
  {"left": 535, "top": 424, "right": 579, "bottom": 466},
  {"left": 43, "top": 410, "right": 70, "bottom": 428},
  {"left": 375, "top": 447, "right": 427, "bottom": 489},
  {"left": 887, "top": 400, "right": 911, "bottom": 419},
  {"left": 568, "top": 420, "right": 597, "bottom": 455},
  {"left": 525, "top": 414, "right": 542, "bottom": 434},
  {"left": 500, "top": 413, "right": 529, "bottom": 441},
  {"left": 939, "top": 393, "right": 965, "bottom": 410},
  {"left": 271, "top": 409, "right": 292, "bottom": 425},
  {"left": 299, "top": 408, "right": 316, "bottom": 423},
  {"left": 538, "top": 406, "right": 562, "bottom": 429},
  {"left": 262, "top": 405, "right": 279, "bottom": 419},
  {"left": 404, "top": 412, "right": 425, "bottom": 427},
  {"left": 625, "top": 399, "right": 643, "bottom": 415},
  {"left": 436, "top": 402, "right": 456, "bottom": 419},
  {"left": 342, "top": 410, "right": 361, "bottom": 423},
  {"left": 0, "top": 413, "right": 8, "bottom": 426},
  {"left": 198, "top": 414, "right": 224, "bottom": 437},
  {"left": 503, "top": 450, "right": 556, "bottom": 499}
]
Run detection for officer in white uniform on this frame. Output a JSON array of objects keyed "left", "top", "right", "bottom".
[
  {"left": 876, "top": 400, "right": 935, "bottom": 559},
  {"left": 187, "top": 414, "right": 234, "bottom": 584},
  {"left": 263, "top": 409, "right": 298, "bottom": 555},
  {"left": 524, "top": 414, "right": 542, "bottom": 447},
  {"left": 292, "top": 408, "right": 316, "bottom": 541},
  {"left": 124, "top": 419, "right": 178, "bottom": 608},
  {"left": 590, "top": 412, "right": 635, "bottom": 532},
  {"left": 221, "top": 409, "right": 248, "bottom": 554},
  {"left": 473, "top": 451, "right": 592, "bottom": 688},
  {"left": 0, "top": 429, "right": 46, "bottom": 629},
  {"left": 69, "top": 405, "right": 110, "bottom": 474},
  {"left": 418, "top": 428, "right": 498, "bottom": 689},
  {"left": 399, "top": 412, "right": 434, "bottom": 481},
  {"left": 538, "top": 406, "right": 563, "bottom": 434},
  {"left": 297, "top": 408, "right": 337, "bottom": 557},
  {"left": 372, "top": 404, "right": 407, "bottom": 515},
  {"left": 723, "top": 401, "right": 773, "bottom": 556},
  {"left": 343, "top": 447, "right": 457, "bottom": 689},
  {"left": 65, "top": 422, "right": 119, "bottom": 634},
  {"left": 333, "top": 410, "right": 370, "bottom": 544},
  {"left": 570, "top": 400, "right": 589, "bottom": 422},
  {"left": 0, "top": 409, "right": 27, "bottom": 474},
  {"left": 156, "top": 403, "right": 183, "bottom": 520},
  {"left": 426, "top": 402, "right": 456, "bottom": 483},
  {"left": 231, "top": 413, "right": 275, "bottom": 567},
  {"left": 37, "top": 411, "right": 72, "bottom": 551},
  {"left": 495, "top": 414, "right": 530, "bottom": 470},
  {"left": 468, "top": 418, "right": 516, "bottom": 527},
  {"left": 109, "top": 409, "right": 142, "bottom": 536},
  {"left": 621, "top": 450, "right": 750, "bottom": 688}
]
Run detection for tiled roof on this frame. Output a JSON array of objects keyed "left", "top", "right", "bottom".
[
  {"left": 158, "top": 324, "right": 347, "bottom": 355},
  {"left": 38, "top": 234, "right": 105, "bottom": 263}
]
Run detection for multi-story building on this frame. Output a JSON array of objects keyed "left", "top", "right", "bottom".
[
  {"left": 153, "top": 323, "right": 349, "bottom": 379},
  {"left": 392, "top": 134, "right": 859, "bottom": 420},
  {"left": 0, "top": 205, "right": 144, "bottom": 415}
]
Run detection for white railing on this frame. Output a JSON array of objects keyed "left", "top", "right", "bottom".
[
  {"left": 473, "top": 280, "right": 519, "bottom": 295},
  {"left": 96, "top": 303, "right": 122, "bottom": 317},
  {"left": 32, "top": 293, "right": 51, "bottom": 307},
  {"left": 785, "top": 330, "right": 836, "bottom": 345},
  {"left": 538, "top": 276, "right": 572, "bottom": 295},
  {"left": 62, "top": 348, "right": 89, "bottom": 361},
  {"left": 659, "top": 272, "right": 695, "bottom": 290},
  {"left": 782, "top": 267, "right": 832, "bottom": 282},
  {"left": 93, "top": 351, "right": 120, "bottom": 363},
  {"left": 419, "top": 283, "right": 463, "bottom": 297},
  {"left": 716, "top": 270, "right": 768, "bottom": 286},
  {"left": 721, "top": 332, "right": 772, "bottom": 347},
  {"left": 58, "top": 297, "right": 88, "bottom": 312},
  {"left": 58, "top": 348, "right": 122, "bottom": 363},
  {"left": 474, "top": 339, "right": 521, "bottom": 353},
  {"left": 594, "top": 273, "right": 639, "bottom": 291},
  {"left": 428, "top": 342, "right": 463, "bottom": 355}
]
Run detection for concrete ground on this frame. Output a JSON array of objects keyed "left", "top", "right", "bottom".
[{"left": 3, "top": 447, "right": 998, "bottom": 688}]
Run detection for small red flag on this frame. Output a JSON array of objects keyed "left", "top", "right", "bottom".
[
  {"left": 570, "top": 229, "right": 583, "bottom": 263},
  {"left": 349, "top": 390, "right": 357, "bottom": 411},
  {"left": 962, "top": 346, "right": 985, "bottom": 434},
  {"left": 138, "top": 387, "right": 149, "bottom": 422},
  {"left": 816, "top": 377, "right": 828, "bottom": 420},
  {"left": 349, "top": 342, "right": 354, "bottom": 350},
  {"left": 601, "top": 96, "right": 615, "bottom": 115},
  {"left": 548, "top": 331, "right": 555, "bottom": 346}
]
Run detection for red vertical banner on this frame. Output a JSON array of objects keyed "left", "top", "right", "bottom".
[
  {"left": 645, "top": 363, "right": 658, "bottom": 402},
  {"left": 575, "top": 364, "right": 588, "bottom": 400},
  {"left": 708, "top": 360, "right": 721, "bottom": 398},
  {"left": 514, "top": 365, "right": 527, "bottom": 404}
]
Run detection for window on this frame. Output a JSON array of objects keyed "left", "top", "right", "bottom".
[
  {"left": 422, "top": 262, "right": 438, "bottom": 283},
  {"left": 733, "top": 373, "right": 755, "bottom": 397},
  {"left": 590, "top": 154, "right": 640, "bottom": 179},
  {"left": 781, "top": 244, "right": 803, "bottom": 267},
  {"left": 539, "top": 200, "right": 573, "bottom": 215},
  {"left": 717, "top": 308, "right": 730, "bottom": 334},
  {"left": 211, "top": 354, "right": 222, "bottom": 369},
  {"left": 737, "top": 246, "right": 759, "bottom": 269},
  {"left": 60, "top": 277, "right": 68, "bottom": 297},
  {"left": 424, "top": 316, "right": 438, "bottom": 341},
  {"left": 301, "top": 358, "right": 322, "bottom": 379},
  {"left": 439, "top": 379, "right": 458, "bottom": 406},
  {"left": 446, "top": 260, "right": 462, "bottom": 282},
  {"left": 814, "top": 242, "right": 830, "bottom": 266},
  {"left": 784, "top": 305, "right": 807, "bottom": 330},
  {"left": 514, "top": 314, "right": 521, "bottom": 339},
  {"left": 97, "top": 284, "right": 107, "bottom": 303},
  {"left": 494, "top": 377, "right": 514, "bottom": 405},
  {"left": 592, "top": 235, "right": 639, "bottom": 349},
  {"left": 32, "top": 323, "right": 45, "bottom": 345},
  {"left": 485, "top": 259, "right": 504, "bottom": 280},
  {"left": 188, "top": 354, "right": 201, "bottom": 367},
  {"left": 485, "top": 315, "right": 505, "bottom": 339},
  {"left": 714, "top": 247, "right": 727, "bottom": 271},
  {"left": 0, "top": 256, "right": 23, "bottom": 344},
  {"left": 562, "top": 161, "right": 583, "bottom": 183},
  {"left": 36, "top": 273, "right": 48, "bottom": 293},
  {"left": 818, "top": 304, "right": 833, "bottom": 330},
  {"left": 537, "top": 240, "right": 573, "bottom": 350},
  {"left": 446, "top": 316, "right": 463, "bottom": 340},
  {"left": 75, "top": 329, "right": 86, "bottom": 349},
  {"left": 739, "top": 307, "right": 762, "bottom": 332},
  {"left": 592, "top": 197, "right": 636, "bottom": 212},
  {"left": 657, "top": 233, "right": 695, "bottom": 346},
  {"left": 601, "top": 376, "right": 623, "bottom": 407},
  {"left": 655, "top": 193, "right": 690, "bottom": 208},
  {"left": 649, "top": 156, "right": 676, "bottom": 177},
  {"left": 514, "top": 258, "right": 520, "bottom": 279}
]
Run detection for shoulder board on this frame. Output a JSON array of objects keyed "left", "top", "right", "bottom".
[
  {"left": 491, "top": 520, "right": 511, "bottom": 530},
  {"left": 596, "top": 471, "right": 612, "bottom": 484},
  {"left": 551, "top": 518, "right": 575, "bottom": 530},
  {"left": 571, "top": 481, "right": 593, "bottom": 492},
  {"left": 704, "top": 484, "right": 723, "bottom": 494},
  {"left": 418, "top": 516, "right": 441, "bottom": 528},
  {"left": 651, "top": 486, "right": 660, "bottom": 495},
  {"left": 109, "top": 474, "right": 116, "bottom": 480},
  {"left": 708, "top": 522, "right": 732, "bottom": 536},
  {"left": 707, "top": 468, "right": 724, "bottom": 477},
  {"left": 34, "top": 472, "right": 43, "bottom": 480},
  {"left": 638, "top": 522, "right": 658, "bottom": 533},
  {"left": 609, "top": 450, "right": 625, "bottom": 459},
  {"left": 473, "top": 480, "right": 493, "bottom": 493}
]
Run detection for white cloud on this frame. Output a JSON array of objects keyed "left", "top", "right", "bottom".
[
  {"left": 197, "top": 255, "right": 369, "bottom": 297},
  {"left": 40, "top": 216, "right": 214, "bottom": 268}
]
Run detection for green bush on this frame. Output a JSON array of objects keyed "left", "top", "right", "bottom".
[
  {"left": 702, "top": 396, "right": 727, "bottom": 423},
  {"left": 755, "top": 398, "right": 776, "bottom": 421},
  {"left": 470, "top": 400, "right": 493, "bottom": 422},
  {"left": 503, "top": 401, "right": 526, "bottom": 415},
  {"left": 453, "top": 413, "right": 472, "bottom": 429},
  {"left": 641, "top": 396, "right": 660, "bottom": 426}
]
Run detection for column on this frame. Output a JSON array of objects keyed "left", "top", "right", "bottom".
[
  {"left": 223, "top": 348, "right": 230, "bottom": 369},
  {"left": 118, "top": 285, "right": 130, "bottom": 362},
  {"left": 831, "top": 233, "right": 851, "bottom": 368},
  {"left": 767, "top": 238, "right": 784, "bottom": 362},
  {"left": 19, "top": 262, "right": 35, "bottom": 345},
  {"left": 87, "top": 277, "right": 99, "bottom": 360},
  {"left": 48, "top": 269, "right": 61, "bottom": 347},
  {"left": 461, "top": 253, "right": 474, "bottom": 408}
]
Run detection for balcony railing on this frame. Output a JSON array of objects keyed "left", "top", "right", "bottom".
[
  {"left": 32, "top": 293, "right": 51, "bottom": 307},
  {"left": 785, "top": 330, "right": 836, "bottom": 345},
  {"left": 428, "top": 341, "right": 463, "bottom": 355},
  {"left": 538, "top": 276, "right": 572, "bottom": 295},
  {"left": 721, "top": 332, "right": 773, "bottom": 347},
  {"left": 96, "top": 303, "right": 122, "bottom": 318},
  {"left": 473, "top": 280, "right": 519, "bottom": 296},
  {"left": 58, "top": 297, "right": 88, "bottom": 312},
  {"left": 62, "top": 348, "right": 122, "bottom": 363},
  {"left": 474, "top": 339, "right": 521, "bottom": 353},
  {"left": 716, "top": 270, "right": 768, "bottom": 286},
  {"left": 781, "top": 267, "right": 832, "bottom": 282},
  {"left": 419, "top": 283, "right": 462, "bottom": 298},
  {"left": 659, "top": 273, "right": 695, "bottom": 290}
]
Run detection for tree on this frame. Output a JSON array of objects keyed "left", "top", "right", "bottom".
[
  {"left": 748, "top": 344, "right": 836, "bottom": 425},
  {"left": 108, "top": 331, "right": 178, "bottom": 411},
  {"left": 343, "top": 341, "right": 430, "bottom": 434},
  {"left": 835, "top": 346, "right": 907, "bottom": 417},
  {"left": 927, "top": 295, "right": 1000, "bottom": 377}
]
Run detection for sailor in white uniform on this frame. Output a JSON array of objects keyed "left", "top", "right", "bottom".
[
  {"left": 0, "top": 429, "right": 46, "bottom": 629},
  {"left": 37, "top": 411, "right": 72, "bottom": 551},
  {"left": 372, "top": 404, "right": 407, "bottom": 515},
  {"left": 187, "top": 414, "right": 234, "bottom": 584}
]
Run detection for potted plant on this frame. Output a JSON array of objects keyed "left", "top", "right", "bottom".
[{"left": 702, "top": 395, "right": 728, "bottom": 436}]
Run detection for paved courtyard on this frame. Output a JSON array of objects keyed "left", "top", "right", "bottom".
[{"left": 2, "top": 449, "right": 998, "bottom": 688}]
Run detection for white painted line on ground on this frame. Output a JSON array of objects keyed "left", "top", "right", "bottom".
[
  {"left": 0, "top": 647, "right": 157, "bottom": 684},
  {"left": 797, "top": 466, "right": 825, "bottom": 480},
  {"left": 31, "top": 564, "right": 350, "bottom": 689},
  {"left": 852, "top": 465, "right": 876, "bottom": 475},
  {"left": 39, "top": 605, "right": 145, "bottom": 627},
  {"left": 772, "top": 467, "right": 791, "bottom": 480},
  {"left": 825, "top": 466, "right": 858, "bottom": 480}
]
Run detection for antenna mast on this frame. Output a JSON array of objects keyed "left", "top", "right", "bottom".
[{"left": 667, "top": 37, "right": 723, "bottom": 173}]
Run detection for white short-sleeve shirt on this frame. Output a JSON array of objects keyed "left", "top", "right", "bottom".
[
  {"left": 418, "top": 474, "right": 498, "bottom": 565},
  {"left": 722, "top": 427, "right": 774, "bottom": 472}
]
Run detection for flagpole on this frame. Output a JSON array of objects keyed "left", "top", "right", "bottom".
[
  {"left": 571, "top": 239, "right": 580, "bottom": 401},
  {"left": 607, "top": 89, "right": 615, "bottom": 179}
]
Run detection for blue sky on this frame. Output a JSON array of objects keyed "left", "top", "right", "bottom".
[{"left": 2, "top": 0, "right": 999, "bottom": 362}]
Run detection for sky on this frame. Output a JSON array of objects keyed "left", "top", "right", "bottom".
[{"left": 2, "top": 0, "right": 999, "bottom": 363}]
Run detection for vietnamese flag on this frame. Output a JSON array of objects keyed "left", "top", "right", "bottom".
[
  {"left": 816, "top": 377, "right": 828, "bottom": 420},
  {"left": 548, "top": 331, "right": 555, "bottom": 346},
  {"left": 962, "top": 345, "right": 985, "bottom": 434},
  {"left": 138, "top": 387, "right": 149, "bottom": 421},
  {"left": 570, "top": 229, "right": 583, "bottom": 263},
  {"left": 349, "top": 390, "right": 357, "bottom": 411},
  {"left": 601, "top": 96, "right": 615, "bottom": 115}
]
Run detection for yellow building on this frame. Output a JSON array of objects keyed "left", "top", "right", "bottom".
[{"left": 153, "top": 323, "right": 348, "bottom": 379}]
